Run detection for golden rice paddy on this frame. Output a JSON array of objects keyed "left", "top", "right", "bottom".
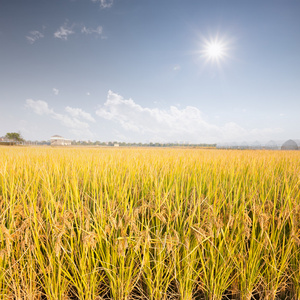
[{"left": 0, "top": 147, "right": 300, "bottom": 299}]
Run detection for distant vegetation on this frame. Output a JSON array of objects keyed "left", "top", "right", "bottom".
[
  {"left": 0, "top": 132, "right": 25, "bottom": 146},
  {"left": 0, "top": 148, "right": 300, "bottom": 299},
  {"left": 4, "top": 132, "right": 24, "bottom": 142},
  {"left": 71, "top": 140, "right": 216, "bottom": 147}
]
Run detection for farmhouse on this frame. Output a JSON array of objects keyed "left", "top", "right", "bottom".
[
  {"left": 0, "top": 136, "right": 18, "bottom": 145},
  {"left": 281, "top": 139, "right": 299, "bottom": 150},
  {"left": 50, "top": 135, "right": 71, "bottom": 146}
]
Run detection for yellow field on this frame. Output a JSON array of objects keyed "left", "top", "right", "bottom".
[{"left": 0, "top": 147, "right": 300, "bottom": 300}]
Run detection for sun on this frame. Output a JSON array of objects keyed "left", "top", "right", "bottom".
[
  {"left": 205, "top": 42, "right": 225, "bottom": 59},
  {"left": 200, "top": 36, "right": 230, "bottom": 64}
]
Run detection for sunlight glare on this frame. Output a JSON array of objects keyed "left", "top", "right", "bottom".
[
  {"left": 206, "top": 42, "right": 224, "bottom": 58},
  {"left": 200, "top": 36, "right": 230, "bottom": 64}
]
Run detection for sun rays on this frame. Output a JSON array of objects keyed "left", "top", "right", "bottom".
[{"left": 199, "top": 35, "right": 232, "bottom": 65}]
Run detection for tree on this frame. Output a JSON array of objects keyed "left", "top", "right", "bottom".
[{"left": 5, "top": 132, "right": 24, "bottom": 142}]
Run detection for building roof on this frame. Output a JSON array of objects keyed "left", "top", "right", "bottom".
[
  {"left": 51, "top": 135, "right": 63, "bottom": 138},
  {"left": 281, "top": 139, "right": 299, "bottom": 150},
  {"left": 294, "top": 139, "right": 300, "bottom": 147}
]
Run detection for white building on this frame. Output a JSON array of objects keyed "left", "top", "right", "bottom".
[{"left": 50, "top": 135, "right": 71, "bottom": 146}]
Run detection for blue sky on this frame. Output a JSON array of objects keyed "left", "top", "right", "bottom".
[{"left": 1, "top": 0, "right": 299, "bottom": 143}]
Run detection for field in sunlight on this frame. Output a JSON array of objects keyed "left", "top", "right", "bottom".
[{"left": 0, "top": 147, "right": 300, "bottom": 300}]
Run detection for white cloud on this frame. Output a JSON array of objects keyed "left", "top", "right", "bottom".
[
  {"left": 91, "top": 0, "right": 113, "bottom": 8},
  {"left": 53, "top": 88, "right": 59, "bottom": 95},
  {"left": 26, "top": 99, "right": 54, "bottom": 115},
  {"left": 65, "top": 106, "right": 95, "bottom": 122},
  {"left": 26, "top": 31, "right": 44, "bottom": 44},
  {"left": 53, "top": 113, "right": 90, "bottom": 130},
  {"left": 86, "top": 92, "right": 91, "bottom": 96},
  {"left": 26, "top": 99, "right": 94, "bottom": 139},
  {"left": 81, "top": 26, "right": 103, "bottom": 35},
  {"left": 96, "top": 91, "right": 283, "bottom": 143},
  {"left": 54, "top": 23, "right": 105, "bottom": 40},
  {"left": 54, "top": 24, "right": 74, "bottom": 40}
]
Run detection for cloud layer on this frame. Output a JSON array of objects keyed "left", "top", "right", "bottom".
[
  {"left": 81, "top": 26, "right": 103, "bottom": 36},
  {"left": 53, "top": 23, "right": 104, "bottom": 41},
  {"left": 65, "top": 106, "right": 95, "bottom": 122},
  {"left": 26, "top": 30, "right": 44, "bottom": 44},
  {"left": 53, "top": 88, "right": 59, "bottom": 95},
  {"left": 91, "top": 0, "right": 113, "bottom": 9},
  {"left": 26, "top": 99, "right": 94, "bottom": 139},
  {"left": 25, "top": 91, "right": 283, "bottom": 143},
  {"left": 26, "top": 23, "right": 104, "bottom": 44},
  {"left": 96, "top": 91, "right": 283, "bottom": 143},
  {"left": 54, "top": 25, "right": 74, "bottom": 40}
]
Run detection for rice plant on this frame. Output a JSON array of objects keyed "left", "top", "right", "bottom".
[{"left": 0, "top": 147, "right": 299, "bottom": 299}]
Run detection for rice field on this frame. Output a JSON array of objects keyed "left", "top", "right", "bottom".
[{"left": 0, "top": 147, "right": 300, "bottom": 300}]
